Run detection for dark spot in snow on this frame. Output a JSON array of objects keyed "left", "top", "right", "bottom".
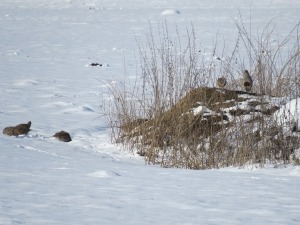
[{"left": 89, "top": 63, "right": 102, "bottom": 67}]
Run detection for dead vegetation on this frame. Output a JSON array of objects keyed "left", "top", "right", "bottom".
[{"left": 104, "top": 19, "right": 300, "bottom": 169}]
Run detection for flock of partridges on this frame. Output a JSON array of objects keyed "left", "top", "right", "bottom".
[
  {"left": 2, "top": 121, "right": 72, "bottom": 142},
  {"left": 217, "top": 70, "right": 253, "bottom": 92},
  {"left": 2, "top": 70, "right": 253, "bottom": 142}
]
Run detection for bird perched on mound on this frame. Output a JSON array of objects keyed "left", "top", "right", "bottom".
[
  {"left": 53, "top": 131, "right": 72, "bottom": 142},
  {"left": 243, "top": 70, "right": 253, "bottom": 92},
  {"left": 2, "top": 121, "right": 31, "bottom": 136},
  {"left": 217, "top": 77, "right": 227, "bottom": 88}
]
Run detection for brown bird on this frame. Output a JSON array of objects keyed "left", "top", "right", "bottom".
[
  {"left": 217, "top": 77, "right": 227, "bottom": 88},
  {"left": 2, "top": 121, "right": 31, "bottom": 136},
  {"left": 14, "top": 121, "right": 31, "bottom": 136},
  {"left": 3, "top": 126, "right": 15, "bottom": 136},
  {"left": 243, "top": 70, "right": 253, "bottom": 92},
  {"left": 53, "top": 131, "right": 72, "bottom": 142}
]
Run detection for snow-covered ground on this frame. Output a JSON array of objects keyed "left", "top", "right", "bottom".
[{"left": 1, "top": 0, "right": 300, "bottom": 224}]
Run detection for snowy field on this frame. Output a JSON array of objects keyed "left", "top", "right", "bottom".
[{"left": 1, "top": 0, "right": 300, "bottom": 224}]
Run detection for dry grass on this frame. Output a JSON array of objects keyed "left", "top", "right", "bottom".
[{"left": 104, "top": 19, "right": 300, "bottom": 169}]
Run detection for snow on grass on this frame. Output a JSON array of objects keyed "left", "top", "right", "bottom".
[{"left": 1, "top": 0, "right": 300, "bottom": 224}]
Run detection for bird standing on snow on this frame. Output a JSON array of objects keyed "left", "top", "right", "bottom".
[
  {"left": 217, "top": 77, "right": 227, "bottom": 89},
  {"left": 53, "top": 130, "right": 72, "bottom": 142},
  {"left": 2, "top": 121, "right": 31, "bottom": 136},
  {"left": 14, "top": 121, "right": 32, "bottom": 135},
  {"left": 242, "top": 70, "right": 253, "bottom": 92}
]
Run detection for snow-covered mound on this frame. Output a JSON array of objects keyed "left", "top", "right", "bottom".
[{"left": 119, "top": 87, "right": 300, "bottom": 169}]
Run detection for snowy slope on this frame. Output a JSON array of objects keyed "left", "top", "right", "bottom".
[{"left": 1, "top": 0, "right": 300, "bottom": 224}]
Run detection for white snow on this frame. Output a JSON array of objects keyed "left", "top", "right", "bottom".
[
  {"left": 1, "top": 0, "right": 300, "bottom": 224},
  {"left": 161, "top": 9, "right": 180, "bottom": 15},
  {"left": 192, "top": 104, "right": 213, "bottom": 115}
]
